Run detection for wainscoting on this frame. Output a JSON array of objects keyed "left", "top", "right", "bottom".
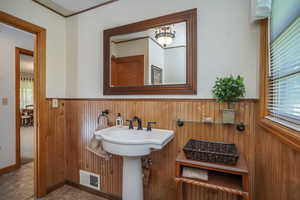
[
  {"left": 44, "top": 99, "right": 300, "bottom": 200},
  {"left": 64, "top": 99, "right": 256, "bottom": 200},
  {"left": 255, "top": 126, "right": 300, "bottom": 200},
  {"left": 46, "top": 100, "right": 66, "bottom": 190}
]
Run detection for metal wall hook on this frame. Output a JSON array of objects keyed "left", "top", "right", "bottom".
[
  {"left": 177, "top": 119, "right": 184, "bottom": 127},
  {"left": 236, "top": 122, "right": 246, "bottom": 131},
  {"left": 101, "top": 109, "right": 109, "bottom": 116}
]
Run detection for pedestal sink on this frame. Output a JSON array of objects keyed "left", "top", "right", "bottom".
[{"left": 95, "top": 126, "right": 175, "bottom": 200}]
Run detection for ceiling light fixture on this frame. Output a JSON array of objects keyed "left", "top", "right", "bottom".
[{"left": 155, "top": 25, "right": 176, "bottom": 47}]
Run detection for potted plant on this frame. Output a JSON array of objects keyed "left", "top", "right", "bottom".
[{"left": 212, "top": 75, "right": 245, "bottom": 124}]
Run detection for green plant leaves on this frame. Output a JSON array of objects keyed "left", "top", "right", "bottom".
[{"left": 212, "top": 75, "right": 245, "bottom": 103}]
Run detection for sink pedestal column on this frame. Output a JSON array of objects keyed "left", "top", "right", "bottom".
[{"left": 123, "top": 156, "right": 143, "bottom": 200}]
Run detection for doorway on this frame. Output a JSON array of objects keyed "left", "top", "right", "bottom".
[
  {"left": 0, "top": 11, "right": 47, "bottom": 198},
  {"left": 0, "top": 24, "right": 35, "bottom": 199},
  {"left": 16, "top": 48, "right": 34, "bottom": 167}
]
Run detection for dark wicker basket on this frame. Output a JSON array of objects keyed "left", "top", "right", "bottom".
[{"left": 183, "top": 139, "right": 239, "bottom": 166}]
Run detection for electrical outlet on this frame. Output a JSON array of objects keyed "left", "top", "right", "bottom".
[{"left": 52, "top": 99, "right": 59, "bottom": 108}]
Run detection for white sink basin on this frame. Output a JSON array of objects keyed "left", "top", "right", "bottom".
[
  {"left": 94, "top": 126, "right": 174, "bottom": 200},
  {"left": 95, "top": 126, "right": 174, "bottom": 157}
]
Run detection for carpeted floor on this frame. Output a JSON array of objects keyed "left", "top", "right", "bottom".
[{"left": 0, "top": 162, "right": 107, "bottom": 200}]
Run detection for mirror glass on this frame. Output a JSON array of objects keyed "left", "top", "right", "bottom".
[{"left": 110, "top": 22, "right": 186, "bottom": 87}]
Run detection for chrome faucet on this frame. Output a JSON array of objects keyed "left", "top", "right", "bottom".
[{"left": 132, "top": 116, "right": 143, "bottom": 130}]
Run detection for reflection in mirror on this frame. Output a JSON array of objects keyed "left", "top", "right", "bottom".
[{"left": 110, "top": 22, "right": 186, "bottom": 87}]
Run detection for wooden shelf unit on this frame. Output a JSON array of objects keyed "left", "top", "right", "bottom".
[{"left": 175, "top": 151, "right": 249, "bottom": 200}]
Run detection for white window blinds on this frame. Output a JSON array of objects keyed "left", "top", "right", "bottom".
[{"left": 268, "top": 15, "right": 300, "bottom": 131}]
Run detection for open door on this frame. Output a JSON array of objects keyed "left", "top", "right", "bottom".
[{"left": 16, "top": 47, "right": 34, "bottom": 169}]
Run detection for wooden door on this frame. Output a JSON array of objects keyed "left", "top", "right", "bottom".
[{"left": 111, "top": 55, "right": 144, "bottom": 86}]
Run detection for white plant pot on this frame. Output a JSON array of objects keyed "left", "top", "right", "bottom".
[{"left": 222, "top": 109, "right": 235, "bottom": 124}]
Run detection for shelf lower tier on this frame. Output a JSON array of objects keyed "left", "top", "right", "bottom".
[{"left": 175, "top": 177, "right": 249, "bottom": 198}]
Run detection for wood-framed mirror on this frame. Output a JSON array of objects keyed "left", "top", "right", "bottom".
[{"left": 103, "top": 9, "right": 197, "bottom": 95}]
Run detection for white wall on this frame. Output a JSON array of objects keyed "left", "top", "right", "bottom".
[
  {"left": 65, "top": 0, "right": 260, "bottom": 98},
  {"left": 0, "top": 0, "right": 66, "bottom": 98},
  {"left": 164, "top": 47, "right": 186, "bottom": 84},
  {"left": 0, "top": 24, "right": 34, "bottom": 169},
  {"left": 1, "top": 0, "right": 260, "bottom": 98},
  {"left": 148, "top": 39, "right": 164, "bottom": 83}
]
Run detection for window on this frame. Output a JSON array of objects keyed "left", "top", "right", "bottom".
[
  {"left": 20, "top": 76, "right": 34, "bottom": 109},
  {"left": 267, "top": 0, "right": 300, "bottom": 132}
]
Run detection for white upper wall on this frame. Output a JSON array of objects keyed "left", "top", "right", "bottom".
[
  {"left": 0, "top": 0, "right": 66, "bottom": 98},
  {"left": 1, "top": 0, "right": 260, "bottom": 99},
  {"left": 164, "top": 47, "right": 186, "bottom": 84},
  {"left": 65, "top": 0, "right": 260, "bottom": 99},
  {"left": 148, "top": 39, "right": 165, "bottom": 83}
]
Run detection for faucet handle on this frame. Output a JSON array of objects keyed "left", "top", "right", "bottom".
[
  {"left": 126, "top": 120, "right": 134, "bottom": 129},
  {"left": 146, "top": 121, "right": 157, "bottom": 131}
]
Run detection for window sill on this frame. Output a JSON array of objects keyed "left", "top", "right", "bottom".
[{"left": 258, "top": 118, "right": 300, "bottom": 151}]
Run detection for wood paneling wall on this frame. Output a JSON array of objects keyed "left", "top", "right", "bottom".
[
  {"left": 46, "top": 101, "right": 66, "bottom": 190},
  {"left": 62, "top": 99, "right": 256, "bottom": 200},
  {"left": 255, "top": 126, "right": 300, "bottom": 200},
  {"left": 45, "top": 99, "right": 300, "bottom": 200}
]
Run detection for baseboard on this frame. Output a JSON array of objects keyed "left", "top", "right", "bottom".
[
  {"left": 0, "top": 164, "right": 19, "bottom": 175},
  {"left": 65, "top": 180, "right": 122, "bottom": 200}
]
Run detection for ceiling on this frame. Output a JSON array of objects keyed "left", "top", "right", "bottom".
[{"left": 32, "top": 0, "right": 118, "bottom": 17}]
